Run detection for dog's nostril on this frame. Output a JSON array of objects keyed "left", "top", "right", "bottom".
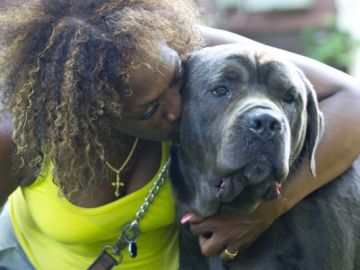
[
  {"left": 248, "top": 118, "right": 264, "bottom": 133},
  {"left": 247, "top": 111, "right": 282, "bottom": 138},
  {"left": 270, "top": 119, "right": 281, "bottom": 131},
  {"left": 253, "top": 119, "right": 263, "bottom": 131}
]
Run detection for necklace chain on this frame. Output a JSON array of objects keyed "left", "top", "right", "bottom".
[{"left": 104, "top": 137, "right": 139, "bottom": 197}]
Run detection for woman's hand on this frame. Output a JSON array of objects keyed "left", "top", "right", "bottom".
[{"left": 184, "top": 198, "right": 287, "bottom": 261}]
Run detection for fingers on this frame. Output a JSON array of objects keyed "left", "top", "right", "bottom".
[
  {"left": 188, "top": 219, "right": 210, "bottom": 235},
  {"left": 197, "top": 232, "right": 247, "bottom": 259},
  {"left": 185, "top": 214, "right": 230, "bottom": 256},
  {"left": 180, "top": 207, "right": 276, "bottom": 261},
  {"left": 197, "top": 233, "right": 225, "bottom": 256},
  {"left": 181, "top": 213, "right": 211, "bottom": 236},
  {"left": 185, "top": 215, "right": 251, "bottom": 259}
]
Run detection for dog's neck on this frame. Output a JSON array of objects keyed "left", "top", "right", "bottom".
[{"left": 169, "top": 144, "right": 194, "bottom": 206}]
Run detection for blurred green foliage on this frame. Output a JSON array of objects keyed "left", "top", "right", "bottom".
[
  {"left": 214, "top": 0, "right": 313, "bottom": 12},
  {"left": 303, "top": 20, "right": 360, "bottom": 72}
]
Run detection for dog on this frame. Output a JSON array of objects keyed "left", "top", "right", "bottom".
[{"left": 169, "top": 44, "right": 360, "bottom": 270}]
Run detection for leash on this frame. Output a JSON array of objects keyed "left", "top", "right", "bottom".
[{"left": 88, "top": 158, "right": 171, "bottom": 270}]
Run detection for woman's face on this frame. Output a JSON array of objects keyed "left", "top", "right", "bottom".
[{"left": 107, "top": 45, "right": 185, "bottom": 141}]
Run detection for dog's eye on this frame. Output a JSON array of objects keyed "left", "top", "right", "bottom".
[
  {"left": 283, "top": 87, "right": 297, "bottom": 103},
  {"left": 211, "top": 86, "right": 229, "bottom": 97}
]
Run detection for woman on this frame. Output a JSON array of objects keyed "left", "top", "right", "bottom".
[
  {"left": 0, "top": 0, "right": 359, "bottom": 269},
  {"left": 0, "top": 1, "right": 202, "bottom": 269}
]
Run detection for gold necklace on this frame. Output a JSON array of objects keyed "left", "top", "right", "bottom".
[{"left": 104, "top": 137, "right": 139, "bottom": 197}]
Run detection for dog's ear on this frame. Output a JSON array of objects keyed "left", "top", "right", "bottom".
[{"left": 302, "top": 75, "right": 325, "bottom": 177}]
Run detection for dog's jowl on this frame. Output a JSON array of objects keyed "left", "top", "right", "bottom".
[{"left": 170, "top": 44, "right": 360, "bottom": 270}]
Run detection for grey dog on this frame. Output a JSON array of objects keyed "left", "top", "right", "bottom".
[{"left": 170, "top": 44, "right": 360, "bottom": 270}]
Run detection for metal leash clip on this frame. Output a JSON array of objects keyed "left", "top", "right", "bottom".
[
  {"left": 119, "top": 221, "right": 140, "bottom": 258},
  {"left": 88, "top": 245, "right": 123, "bottom": 270}
]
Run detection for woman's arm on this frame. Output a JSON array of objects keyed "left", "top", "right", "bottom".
[
  {"left": 187, "top": 26, "right": 360, "bottom": 259},
  {"left": 0, "top": 112, "right": 18, "bottom": 206},
  {"left": 200, "top": 25, "right": 360, "bottom": 99},
  {"left": 0, "top": 111, "right": 35, "bottom": 207}
]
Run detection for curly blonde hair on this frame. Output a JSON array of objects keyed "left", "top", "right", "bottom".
[{"left": 0, "top": 0, "right": 203, "bottom": 197}]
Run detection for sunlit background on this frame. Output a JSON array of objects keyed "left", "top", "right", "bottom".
[
  {"left": 196, "top": 0, "right": 360, "bottom": 78},
  {"left": 1, "top": 0, "right": 359, "bottom": 78}
]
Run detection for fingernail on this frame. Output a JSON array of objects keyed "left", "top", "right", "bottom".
[{"left": 181, "top": 213, "right": 194, "bottom": 224}]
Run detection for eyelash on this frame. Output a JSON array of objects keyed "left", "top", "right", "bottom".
[{"left": 137, "top": 101, "right": 160, "bottom": 120}]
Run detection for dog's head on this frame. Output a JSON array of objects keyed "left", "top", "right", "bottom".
[{"left": 170, "top": 44, "right": 324, "bottom": 217}]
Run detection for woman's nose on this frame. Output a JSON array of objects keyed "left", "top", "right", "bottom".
[{"left": 163, "top": 85, "right": 182, "bottom": 122}]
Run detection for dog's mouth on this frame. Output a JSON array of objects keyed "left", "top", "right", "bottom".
[
  {"left": 214, "top": 172, "right": 283, "bottom": 202},
  {"left": 212, "top": 157, "right": 288, "bottom": 204},
  {"left": 214, "top": 170, "right": 247, "bottom": 201},
  {"left": 215, "top": 177, "right": 233, "bottom": 200}
]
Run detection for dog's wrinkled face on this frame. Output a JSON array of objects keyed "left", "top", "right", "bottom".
[{"left": 170, "top": 45, "right": 323, "bottom": 217}]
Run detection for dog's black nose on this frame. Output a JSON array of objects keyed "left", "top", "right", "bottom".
[{"left": 245, "top": 109, "right": 283, "bottom": 139}]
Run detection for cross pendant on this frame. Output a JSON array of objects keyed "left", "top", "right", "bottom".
[{"left": 111, "top": 174, "right": 124, "bottom": 197}]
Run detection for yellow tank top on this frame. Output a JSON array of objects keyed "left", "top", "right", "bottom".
[{"left": 9, "top": 143, "right": 179, "bottom": 270}]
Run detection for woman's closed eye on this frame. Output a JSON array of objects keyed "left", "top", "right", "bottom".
[
  {"left": 137, "top": 100, "right": 160, "bottom": 120},
  {"left": 132, "top": 61, "right": 184, "bottom": 121}
]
